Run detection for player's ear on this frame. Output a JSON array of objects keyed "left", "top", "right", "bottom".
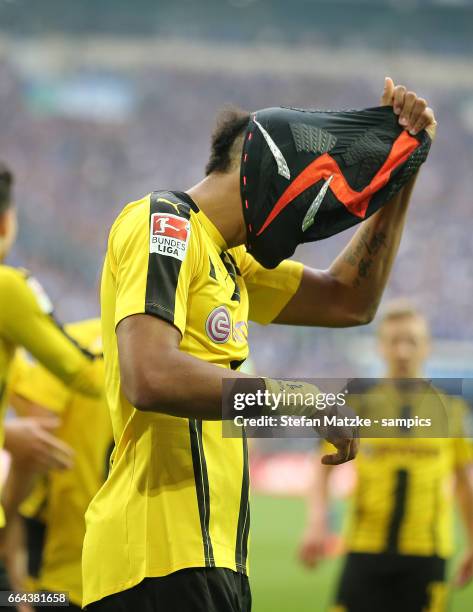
[
  {"left": 0, "top": 210, "right": 7, "bottom": 236},
  {"left": 0, "top": 207, "right": 18, "bottom": 259}
]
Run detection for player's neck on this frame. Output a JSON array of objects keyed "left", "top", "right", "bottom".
[{"left": 187, "top": 172, "right": 246, "bottom": 249}]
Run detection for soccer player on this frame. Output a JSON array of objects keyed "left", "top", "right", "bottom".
[
  {"left": 0, "top": 164, "right": 103, "bottom": 565},
  {"left": 82, "top": 79, "right": 437, "bottom": 611},
  {"left": 299, "top": 302, "right": 473, "bottom": 612},
  {"left": 3, "top": 318, "right": 112, "bottom": 612}
]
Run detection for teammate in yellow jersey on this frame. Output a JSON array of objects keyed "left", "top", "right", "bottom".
[
  {"left": 2, "top": 319, "right": 112, "bottom": 612},
  {"left": 299, "top": 302, "right": 473, "bottom": 612},
  {"left": 83, "top": 80, "right": 437, "bottom": 611},
  {"left": 0, "top": 162, "right": 102, "bottom": 596}
]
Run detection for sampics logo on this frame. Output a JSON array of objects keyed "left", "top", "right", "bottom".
[{"left": 150, "top": 213, "right": 190, "bottom": 261}]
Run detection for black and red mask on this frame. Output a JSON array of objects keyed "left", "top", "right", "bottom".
[{"left": 240, "top": 105, "right": 431, "bottom": 268}]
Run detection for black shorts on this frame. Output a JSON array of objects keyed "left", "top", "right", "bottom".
[
  {"left": 333, "top": 552, "right": 448, "bottom": 612},
  {"left": 86, "top": 567, "right": 251, "bottom": 612}
]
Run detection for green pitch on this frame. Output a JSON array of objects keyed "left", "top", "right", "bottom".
[{"left": 250, "top": 494, "right": 473, "bottom": 612}]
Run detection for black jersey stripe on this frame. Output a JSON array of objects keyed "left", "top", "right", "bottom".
[
  {"left": 104, "top": 440, "right": 115, "bottom": 479},
  {"left": 145, "top": 192, "right": 191, "bottom": 323},
  {"left": 225, "top": 252, "right": 241, "bottom": 277},
  {"left": 431, "top": 475, "right": 440, "bottom": 553},
  {"left": 51, "top": 314, "right": 98, "bottom": 360},
  {"left": 220, "top": 253, "right": 241, "bottom": 303},
  {"left": 385, "top": 468, "right": 408, "bottom": 553},
  {"left": 24, "top": 517, "right": 46, "bottom": 579},
  {"left": 235, "top": 430, "right": 250, "bottom": 574},
  {"left": 230, "top": 359, "right": 246, "bottom": 371},
  {"left": 171, "top": 190, "right": 200, "bottom": 213},
  {"left": 20, "top": 271, "right": 97, "bottom": 361},
  {"left": 209, "top": 256, "right": 217, "bottom": 280},
  {"left": 189, "top": 419, "right": 215, "bottom": 567}
]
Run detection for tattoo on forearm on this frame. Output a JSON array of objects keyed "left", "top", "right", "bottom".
[{"left": 343, "top": 229, "right": 388, "bottom": 287}]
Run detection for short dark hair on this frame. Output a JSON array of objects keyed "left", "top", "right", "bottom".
[
  {"left": 0, "top": 163, "right": 13, "bottom": 214},
  {"left": 205, "top": 106, "right": 250, "bottom": 175}
]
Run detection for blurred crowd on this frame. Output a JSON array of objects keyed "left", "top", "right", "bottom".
[{"left": 1, "top": 52, "right": 472, "bottom": 374}]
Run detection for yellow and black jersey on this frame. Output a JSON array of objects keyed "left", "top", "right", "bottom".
[
  {"left": 10, "top": 319, "right": 112, "bottom": 607},
  {"left": 328, "top": 382, "right": 472, "bottom": 558},
  {"left": 82, "top": 190, "right": 303, "bottom": 606},
  {"left": 0, "top": 266, "right": 103, "bottom": 527}
]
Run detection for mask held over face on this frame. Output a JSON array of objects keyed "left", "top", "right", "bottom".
[{"left": 240, "top": 105, "right": 431, "bottom": 268}]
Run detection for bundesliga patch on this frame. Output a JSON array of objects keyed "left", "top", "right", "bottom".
[{"left": 149, "top": 213, "right": 190, "bottom": 261}]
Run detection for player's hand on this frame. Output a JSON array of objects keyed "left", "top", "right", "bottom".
[
  {"left": 454, "top": 548, "right": 473, "bottom": 588},
  {"left": 4, "top": 417, "right": 74, "bottom": 472},
  {"left": 321, "top": 436, "right": 358, "bottom": 465},
  {"left": 318, "top": 404, "right": 359, "bottom": 465},
  {"left": 381, "top": 77, "right": 437, "bottom": 141},
  {"left": 298, "top": 526, "right": 331, "bottom": 568}
]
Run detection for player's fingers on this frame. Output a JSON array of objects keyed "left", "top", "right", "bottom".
[
  {"left": 455, "top": 560, "right": 473, "bottom": 588},
  {"left": 322, "top": 452, "right": 348, "bottom": 466},
  {"left": 398, "top": 91, "right": 417, "bottom": 128},
  {"left": 408, "top": 97, "right": 427, "bottom": 131},
  {"left": 46, "top": 453, "right": 73, "bottom": 471},
  {"left": 348, "top": 437, "right": 359, "bottom": 459},
  {"left": 40, "top": 430, "right": 75, "bottom": 457},
  {"left": 380, "top": 77, "right": 395, "bottom": 106},
  {"left": 42, "top": 436, "right": 74, "bottom": 464},
  {"left": 298, "top": 542, "right": 322, "bottom": 567},
  {"left": 321, "top": 444, "right": 349, "bottom": 466},
  {"left": 29, "top": 452, "right": 63, "bottom": 474},
  {"left": 301, "top": 553, "right": 319, "bottom": 568},
  {"left": 34, "top": 456, "right": 52, "bottom": 471},
  {"left": 35, "top": 436, "right": 74, "bottom": 470},
  {"left": 34, "top": 416, "right": 61, "bottom": 431},
  {"left": 410, "top": 107, "right": 436, "bottom": 137},
  {"left": 454, "top": 567, "right": 468, "bottom": 588},
  {"left": 322, "top": 436, "right": 358, "bottom": 465},
  {"left": 393, "top": 85, "right": 406, "bottom": 116}
]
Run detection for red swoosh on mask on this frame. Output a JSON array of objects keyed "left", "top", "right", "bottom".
[{"left": 256, "top": 131, "right": 420, "bottom": 236}]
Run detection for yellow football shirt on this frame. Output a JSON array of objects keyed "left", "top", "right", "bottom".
[
  {"left": 82, "top": 190, "right": 303, "bottom": 606},
  {"left": 11, "top": 319, "right": 112, "bottom": 607},
  {"left": 331, "top": 382, "right": 472, "bottom": 558},
  {"left": 0, "top": 265, "right": 103, "bottom": 527}
]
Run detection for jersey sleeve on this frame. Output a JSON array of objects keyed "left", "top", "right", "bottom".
[
  {"left": 111, "top": 194, "right": 200, "bottom": 335},
  {"left": 0, "top": 267, "right": 101, "bottom": 397},
  {"left": 236, "top": 249, "right": 303, "bottom": 325},
  {"left": 10, "top": 351, "right": 71, "bottom": 414}
]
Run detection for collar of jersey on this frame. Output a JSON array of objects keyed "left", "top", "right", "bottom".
[{"left": 196, "top": 209, "right": 228, "bottom": 254}]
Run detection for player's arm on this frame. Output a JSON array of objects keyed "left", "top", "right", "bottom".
[
  {"left": 118, "top": 315, "right": 356, "bottom": 466},
  {"left": 454, "top": 464, "right": 473, "bottom": 587},
  {"left": 3, "top": 382, "right": 73, "bottom": 523},
  {"left": 5, "top": 397, "right": 73, "bottom": 473},
  {"left": 118, "top": 313, "right": 250, "bottom": 419},
  {"left": 0, "top": 268, "right": 102, "bottom": 397},
  {"left": 1, "top": 511, "right": 34, "bottom": 608},
  {"left": 275, "top": 79, "right": 437, "bottom": 328},
  {"left": 6, "top": 353, "right": 74, "bottom": 473},
  {"left": 298, "top": 448, "right": 334, "bottom": 568}
]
